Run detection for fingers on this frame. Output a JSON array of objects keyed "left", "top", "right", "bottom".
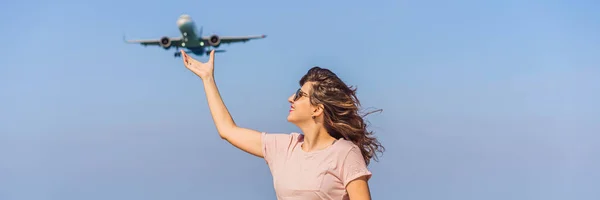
[
  {"left": 209, "top": 49, "right": 215, "bottom": 62},
  {"left": 181, "top": 50, "right": 190, "bottom": 66}
]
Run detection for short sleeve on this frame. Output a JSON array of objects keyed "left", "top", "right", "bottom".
[
  {"left": 261, "top": 132, "right": 295, "bottom": 165},
  {"left": 340, "top": 146, "right": 372, "bottom": 187}
]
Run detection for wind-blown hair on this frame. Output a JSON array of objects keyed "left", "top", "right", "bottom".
[{"left": 299, "top": 66, "right": 384, "bottom": 165}]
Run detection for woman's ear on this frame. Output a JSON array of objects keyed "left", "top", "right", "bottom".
[{"left": 312, "top": 104, "right": 325, "bottom": 118}]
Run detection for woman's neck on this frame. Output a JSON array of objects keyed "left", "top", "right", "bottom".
[{"left": 300, "top": 125, "right": 337, "bottom": 152}]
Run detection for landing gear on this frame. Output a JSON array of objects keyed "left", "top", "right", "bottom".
[
  {"left": 174, "top": 49, "right": 226, "bottom": 58},
  {"left": 206, "top": 49, "right": 226, "bottom": 55},
  {"left": 175, "top": 50, "right": 193, "bottom": 57}
]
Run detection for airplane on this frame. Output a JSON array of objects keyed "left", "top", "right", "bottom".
[{"left": 124, "top": 14, "right": 266, "bottom": 57}]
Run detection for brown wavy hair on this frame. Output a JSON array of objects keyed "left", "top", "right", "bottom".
[{"left": 299, "top": 66, "right": 384, "bottom": 165}]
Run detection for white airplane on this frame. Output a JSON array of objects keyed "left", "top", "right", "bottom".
[{"left": 124, "top": 14, "right": 266, "bottom": 57}]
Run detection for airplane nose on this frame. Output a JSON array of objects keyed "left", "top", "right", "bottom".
[
  {"left": 177, "top": 14, "right": 193, "bottom": 28},
  {"left": 177, "top": 18, "right": 189, "bottom": 28}
]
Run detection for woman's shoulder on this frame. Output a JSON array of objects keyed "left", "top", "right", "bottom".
[
  {"left": 327, "top": 139, "right": 363, "bottom": 161},
  {"left": 287, "top": 132, "right": 303, "bottom": 143},
  {"left": 262, "top": 132, "right": 304, "bottom": 145},
  {"left": 328, "top": 139, "right": 368, "bottom": 176},
  {"left": 334, "top": 138, "right": 360, "bottom": 152}
]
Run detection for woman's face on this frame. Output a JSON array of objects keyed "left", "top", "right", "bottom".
[{"left": 287, "top": 82, "right": 316, "bottom": 124}]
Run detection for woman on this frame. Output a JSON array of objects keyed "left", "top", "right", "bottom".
[{"left": 181, "top": 50, "right": 384, "bottom": 200}]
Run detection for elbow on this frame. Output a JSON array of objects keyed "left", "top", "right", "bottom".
[
  {"left": 217, "top": 131, "right": 228, "bottom": 140},
  {"left": 217, "top": 126, "right": 236, "bottom": 141},
  {"left": 219, "top": 134, "right": 227, "bottom": 140}
]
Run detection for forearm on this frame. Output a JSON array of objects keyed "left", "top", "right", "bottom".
[{"left": 202, "top": 76, "right": 237, "bottom": 138}]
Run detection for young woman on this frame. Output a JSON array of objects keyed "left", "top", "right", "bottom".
[{"left": 181, "top": 50, "right": 384, "bottom": 200}]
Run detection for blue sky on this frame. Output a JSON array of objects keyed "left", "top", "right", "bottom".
[{"left": 1, "top": 0, "right": 599, "bottom": 199}]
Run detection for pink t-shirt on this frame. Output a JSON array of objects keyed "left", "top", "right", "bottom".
[{"left": 261, "top": 132, "right": 372, "bottom": 200}]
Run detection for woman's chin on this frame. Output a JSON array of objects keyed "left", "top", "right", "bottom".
[{"left": 287, "top": 114, "right": 299, "bottom": 123}]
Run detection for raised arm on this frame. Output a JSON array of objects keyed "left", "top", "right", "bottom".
[
  {"left": 202, "top": 75, "right": 263, "bottom": 157},
  {"left": 181, "top": 50, "right": 263, "bottom": 158}
]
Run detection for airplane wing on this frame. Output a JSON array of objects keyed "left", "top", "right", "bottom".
[
  {"left": 201, "top": 35, "right": 266, "bottom": 44},
  {"left": 124, "top": 34, "right": 266, "bottom": 47},
  {"left": 123, "top": 36, "right": 184, "bottom": 47}
]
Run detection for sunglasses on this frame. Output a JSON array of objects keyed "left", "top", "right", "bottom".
[{"left": 293, "top": 88, "right": 307, "bottom": 102}]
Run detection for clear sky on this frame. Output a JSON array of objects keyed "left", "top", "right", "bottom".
[{"left": 1, "top": 0, "right": 599, "bottom": 199}]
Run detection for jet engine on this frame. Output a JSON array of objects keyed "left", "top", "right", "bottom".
[
  {"left": 207, "top": 34, "right": 220, "bottom": 47},
  {"left": 160, "top": 36, "right": 171, "bottom": 49}
]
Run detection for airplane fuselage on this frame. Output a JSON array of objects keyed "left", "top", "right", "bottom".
[{"left": 176, "top": 15, "right": 205, "bottom": 52}]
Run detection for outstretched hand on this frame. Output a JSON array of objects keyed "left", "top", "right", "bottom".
[{"left": 181, "top": 49, "right": 215, "bottom": 80}]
